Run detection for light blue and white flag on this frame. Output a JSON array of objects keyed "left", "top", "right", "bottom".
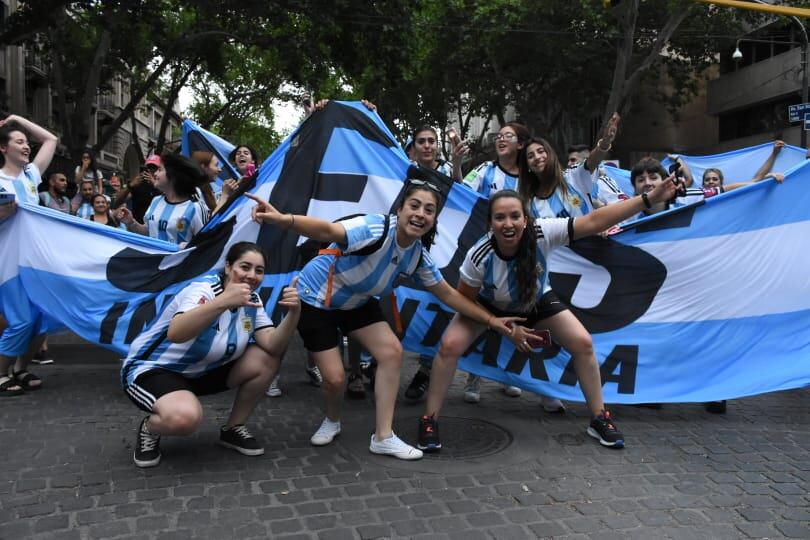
[
  {"left": 398, "top": 164, "right": 810, "bottom": 403},
  {"left": 601, "top": 142, "right": 806, "bottom": 196},
  {"left": 1, "top": 103, "right": 809, "bottom": 404}
]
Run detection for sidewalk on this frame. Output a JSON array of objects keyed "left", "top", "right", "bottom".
[{"left": 1, "top": 339, "right": 809, "bottom": 539}]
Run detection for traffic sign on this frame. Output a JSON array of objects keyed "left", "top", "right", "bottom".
[
  {"left": 789, "top": 103, "right": 810, "bottom": 123},
  {"left": 804, "top": 113, "right": 810, "bottom": 131}
]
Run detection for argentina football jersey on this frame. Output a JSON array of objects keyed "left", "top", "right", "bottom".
[
  {"left": 143, "top": 195, "right": 208, "bottom": 245},
  {"left": 462, "top": 161, "right": 519, "bottom": 198},
  {"left": 0, "top": 163, "right": 41, "bottom": 205},
  {"left": 530, "top": 163, "right": 600, "bottom": 219},
  {"left": 460, "top": 217, "right": 572, "bottom": 312},
  {"left": 121, "top": 275, "right": 273, "bottom": 389},
  {"left": 296, "top": 214, "right": 443, "bottom": 310}
]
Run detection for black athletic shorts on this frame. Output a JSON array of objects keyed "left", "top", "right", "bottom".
[
  {"left": 479, "top": 290, "right": 568, "bottom": 327},
  {"left": 124, "top": 362, "right": 236, "bottom": 413},
  {"left": 297, "top": 299, "right": 386, "bottom": 353}
]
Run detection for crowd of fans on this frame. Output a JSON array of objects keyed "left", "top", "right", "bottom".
[{"left": 0, "top": 103, "right": 792, "bottom": 467}]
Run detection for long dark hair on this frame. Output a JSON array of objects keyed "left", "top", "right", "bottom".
[
  {"left": 518, "top": 137, "right": 566, "bottom": 202},
  {"left": 489, "top": 190, "right": 539, "bottom": 311},
  {"left": 190, "top": 150, "right": 218, "bottom": 210},
  {"left": 80, "top": 149, "right": 101, "bottom": 179},
  {"left": 397, "top": 181, "right": 441, "bottom": 249},
  {"left": 0, "top": 122, "right": 29, "bottom": 167},
  {"left": 162, "top": 153, "right": 207, "bottom": 200}
]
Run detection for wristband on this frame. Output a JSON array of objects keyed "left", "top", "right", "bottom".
[
  {"left": 641, "top": 192, "right": 652, "bottom": 209},
  {"left": 286, "top": 214, "right": 295, "bottom": 229}
]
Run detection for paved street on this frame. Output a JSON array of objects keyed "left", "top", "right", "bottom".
[{"left": 2, "top": 338, "right": 810, "bottom": 539}]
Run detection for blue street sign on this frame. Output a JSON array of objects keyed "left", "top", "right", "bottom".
[
  {"left": 789, "top": 103, "right": 810, "bottom": 123},
  {"left": 805, "top": 113, "right": 810, "bottom": 131}
]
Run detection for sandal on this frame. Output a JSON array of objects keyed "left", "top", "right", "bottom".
[
  {"left": 0, "top": 376, "right": 24, "bottom": 396},
  {"left": 12, "top": 369, "right": 42, "bottom": 391}
]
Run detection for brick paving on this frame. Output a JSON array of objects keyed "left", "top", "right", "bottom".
[{"left": 1, "top": 339, "right": 810, "bottom": 539}]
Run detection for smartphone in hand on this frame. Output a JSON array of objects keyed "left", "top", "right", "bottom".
[{"left": 527, "top": 329, "right": 552, "bottom": 349}]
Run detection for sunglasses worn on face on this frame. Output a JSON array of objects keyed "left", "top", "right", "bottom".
[{"left": 416, "top": 137, "right": 436, "bottom": 145}]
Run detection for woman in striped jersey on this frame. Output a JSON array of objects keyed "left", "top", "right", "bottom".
[
  {"left": 461, "top": 122, "right": 530, "bottom": 197},
  {"left": 117, "top": 154, "right": 209, "bottom": 246},
  {"left": 416, "top": 180, "right": 677, "bottom": 453},
  {"left": 122, "top": 242, "right": 300, "bottom": 468},
  {"left": 246, "top": 181, "right": 523, "bottom": 461}
]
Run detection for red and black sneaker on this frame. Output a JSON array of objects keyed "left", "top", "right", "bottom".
[
  {"left": 587, "top": 410, "right": 625, "bottom": 448},
  {"left": 417, "top": 414, "right": 441, "bottom": 452}
]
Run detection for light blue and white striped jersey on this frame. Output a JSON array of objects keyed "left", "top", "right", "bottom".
[
  {"left": 460, "top": 217, "right": 572, "bottom": 312},
  {"left": 75, "top": 201, "right": 93, "bottom": 219},
  {"left": 121, "top": 275, "right": 273, "bottom": 386},
  {"left": 462, "top": 161, "right": 518, "bottom": 198},
  {"left": 297, "top": 214, "right": 444, "bottom": 310},
  {"left": 594, "top": 170, "right": 629, "bottom": 206},
  {"left": 143, "top": 195, "right": 208, "bottom": 245},
  {"left": 530, "top": 163, "right": 598, "bottom": 219},
  {"left": 0, "top": 163, "right": 41, "bottom": 205},
  {"left": 435, "top": 159, "right": 453, "bottom": 177}
]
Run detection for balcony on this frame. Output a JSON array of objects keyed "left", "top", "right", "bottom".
[
  {"left": 708, "top": 47, "right": 802, "bottom": 115},
  {"left": 97, "top": 93, "right": 117, "bottom": 119},
  {"left": 24, "top": 48, "right": 47, "bottom": 80}
]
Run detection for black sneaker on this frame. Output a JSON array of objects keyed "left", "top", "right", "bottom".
[
  {"left": 405, "top": 370, "right": 430, "bottom": 401},
  {"left": 587, "top": 410, "right": 625, "bottom": 448},
  {"left": 133, "top": 417, "right": 161, "bottom": 468},
  {"left": 346, "top": 372, "right": 366, "bottom": 399},
  {"left": 219, "top": 425, "right": 265, "bottom": 456},
  {"left": 417, "top": 414, "right": 441, "bottom": 452}
]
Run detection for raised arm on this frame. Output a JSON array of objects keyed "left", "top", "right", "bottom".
[
  {"left": 1, "top": 114, "right": 58, "bottom": 173},
  {"left": 245, "top": 192, "right": 346, "bottom": 244},
  {"left": 753, "top": 140, "right": 784, "bottom": 181},
  {"left": 586, "top": 113, "right": 620, "bottom": 173},
  {"left": 572, "top": 175, "right": 677, "bottom": 239}
]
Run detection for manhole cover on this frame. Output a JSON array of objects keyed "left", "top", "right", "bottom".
[{"left": 392, "top": 416, "right": 513, "bottom": 460}]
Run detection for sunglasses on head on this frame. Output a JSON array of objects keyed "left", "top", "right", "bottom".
[{"left": 406, "top": 178, "right": 441, "bottom": 193}]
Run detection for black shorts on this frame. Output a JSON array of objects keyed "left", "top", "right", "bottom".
[
  {"left": 480, "top": 290, "right": 568, "bottom": 327},
  {"left": 124, "top": 362, "right": 236, "bottom": 413},
  {"left": 297, "top": 299, "right": 386, "bottom": 352}
]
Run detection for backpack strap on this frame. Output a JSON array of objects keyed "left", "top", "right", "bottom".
[{"left": 316, "top": 214, "right": 391, "bottom": 308}]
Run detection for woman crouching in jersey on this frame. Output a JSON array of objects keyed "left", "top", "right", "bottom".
[
  {"left": 246, "top": 180, "right": 523, "bottom": 460},
  {"left": 417, "top": 178, "right": 677, "bottom": 453},
  {"left": 121, "top": 242, "right": 300, "bottom": 468}
]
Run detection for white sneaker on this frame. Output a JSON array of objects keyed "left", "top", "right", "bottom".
[
  {"left": 503, "top": 385, "right": 522, "bottom": 397},
  {"left": 540, "top": 396, "right": 566, "bottom": 413},
  {"left": 369, "top": 433, "right": 423, "bottom": 460},
  {"left": 463, "top": 374, "right": 481, "bottom": 403},
  {"left": 265, "top": 376, "right": 282, "bottom": 397},
  {"left": 310, "top": 418, "right": 341, "bottom": 446}
]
